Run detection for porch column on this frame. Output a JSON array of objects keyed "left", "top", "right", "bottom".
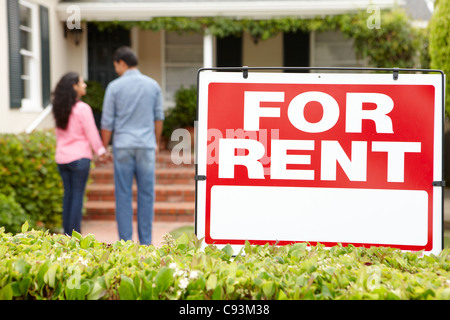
[{"left": 203, "top": 31, "right": 213, "bottom": 68}]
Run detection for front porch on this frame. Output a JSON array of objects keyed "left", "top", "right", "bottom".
[
  {"left": 56, "top": 0, "right": 389, "bottom": 110},
  {"left": 66, "top": 22, "right": 361, "bottom": 110}
]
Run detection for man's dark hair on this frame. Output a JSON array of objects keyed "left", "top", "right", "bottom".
[{"left": 113, "top": 46, "right": 138, "bottom": 67}]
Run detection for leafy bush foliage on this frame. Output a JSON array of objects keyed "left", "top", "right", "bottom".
[
  {"left": 82, "top": 80, "right": 105, "bottom": 114},
  {"left": 0, "top": 194, "right": 30, "bottom": 234},
  {"left": 429, "top": 0, "right": 450, "bottom": 117},
  {"left": 97, "top": 8, "right": 427, "bottom": 71},
  {"left": 340, "top": 9, "right": 423, "bottom": 69},
  {"left": 0, "top": 131, "right": 63, "bottom": 232},
  {"left": 162, "top": 86, "right": 197, "bottom": 139},
  {"left": 1, "top": 225, "right": 449, "bottom": 300}
]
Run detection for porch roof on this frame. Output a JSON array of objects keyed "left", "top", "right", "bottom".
[{"left": 57, "top": 0, "right": 402, "bottom": 22}]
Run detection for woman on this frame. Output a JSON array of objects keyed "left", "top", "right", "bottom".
[{"left": 52, "top": 72, "right": 107, "bottom": 236}]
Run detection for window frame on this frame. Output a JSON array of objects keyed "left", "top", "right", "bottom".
[{"left": 17, "top": 0, "right": 42, "bottom": 112}]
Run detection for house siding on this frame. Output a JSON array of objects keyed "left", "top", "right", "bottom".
[{"left": 0, "top": 0, "right": 70, "bottom": 134}]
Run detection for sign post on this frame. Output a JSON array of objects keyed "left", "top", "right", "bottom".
[{"left": 195, "top": 68, "right": 445, "bottom": 255}]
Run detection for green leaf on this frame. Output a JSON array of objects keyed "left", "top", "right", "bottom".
[
  {"left": 244, "top": 240, "right": 252, "bottom": 255},
  {"left": 80, "top": 236, "right": 93, "bottom": 249},
  {"left": 155, "top": 267, "right": 174, "bottom": 292},
  {"left": 37, "top": 260, "right": 51, "bottom": 289},
  {"left": 14, "top": 258, "right": 31, "bottom": 275},
  {"left": 11, "top": 282, "right": 22, "bottom": 297},
  {"left": 76, "top": 281, "right": 92, "bottom": 300},
  {"left": 119, "top": 276, "right": 138, "bottom": 300},
  {"left": 44, "top": 264, "right": 59, "bottom": 288},
  {"left": 206, "top": 274, "right": 217, "bottom": 291},
  {"left": 0, "top": 246, "right": 7, "bottom": 259},
  {"left": 140, "top": 277, "right": 155, "bottom": 300},
  {"left": 1, "top": 284, "right": 13, "bottom": 300},
  {"left": 19, "top": 277, "right": 32, "bottom": 296},
  {"left": 66, "top": 267, "right": 81, "bottom": 291},
  {"left": 212, "top": 285, "right": 222, "bottom": 300},
  {"left": 278, "top": 289, "right": 289, "bottom": 300},
  {"left": 99, "top": 250, "right": 110, "bottom": 264},
  {"left": 221, "top": 244, "right": 234, "bottom": 260},
  {"left": 176, "top": 232, "right": 191, "bottom": 246},
  {"left": 72, "top": 230, "right": 83, "bottom": 241},
  {"left": 262, "top": 281, "right": 275, "bottom": 298},
  {"left": 21, "top": 221, "right": 28, "bottom": 233}
]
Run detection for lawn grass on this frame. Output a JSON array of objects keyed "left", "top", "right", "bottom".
[{"left": 169, "top": 225, "right": 195, "bottom": 239}]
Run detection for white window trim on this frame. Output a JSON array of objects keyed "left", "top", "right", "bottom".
[
  {"left": 163, "top": 31, "right": 204, "bottom": 109},
  {"left": 19, "top": 0, "right": 42, "bottom": 113}
]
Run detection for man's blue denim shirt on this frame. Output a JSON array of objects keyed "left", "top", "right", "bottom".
[{"left": 101, "top": 69, "right": 164, "bottom": 149}]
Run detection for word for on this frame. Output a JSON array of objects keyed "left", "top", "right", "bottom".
[{"left": 243, "top": 91, "right": 394, "bottom": 133}]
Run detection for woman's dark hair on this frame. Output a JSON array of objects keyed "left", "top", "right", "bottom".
[
  {"left": 113, "top": 46, "right": 138, "bottom": 67},
  {"left": 52, "top": 72, "right": 80, "bottom": 130}
]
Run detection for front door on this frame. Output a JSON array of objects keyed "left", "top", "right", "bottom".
[{"left": 87, "top": 23, "right": 130, "bottom": 88}]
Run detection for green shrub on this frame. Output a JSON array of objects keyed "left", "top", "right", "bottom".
[
  {"left": 429, "top": 0, "right": 450, "bottom": 118},
  {"left": 0, "top": 130, "right": 62, "bottom": 232},
  {"left": 1, "top": 225, "right": 449, "bottom": 300},
  {"left": 82, "top": 80, "right": 105, "bottom": 114},
  {"left": 339, "top": 9, "right": 423, "bottom": 69},
  {"left": 0, "top": 194, "right": 31, "bottom": 234},
  {"left": 162, "top": 86, "right": 197, "bottom": 139}
]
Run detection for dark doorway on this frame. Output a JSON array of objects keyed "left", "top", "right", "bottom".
[
  {"left": 283, "top": 31, "right": 310, "bottom": 72},
  {"left": 87, "top": 23, "right": 130, "bottom": 88},
  {"left": 216, "top": 34, "right": 243, "bottom": 67}
]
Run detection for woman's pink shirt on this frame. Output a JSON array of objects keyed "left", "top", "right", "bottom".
[{"left": 55, "top": 101, "right": 106, "bottom": 164}]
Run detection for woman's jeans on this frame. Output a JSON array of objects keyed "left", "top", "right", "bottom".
[
  {"left": 58, "top": 158, "right": 91, "bottom": 235},
  {"left": 113, "top": 148, "right": 155, "bottom": 245}
]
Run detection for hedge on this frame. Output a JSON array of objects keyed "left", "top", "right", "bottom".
[
  {"left": 1, "top": 224, "right": 449, "bottom": 300},
  {"left": 0, "top": 131, "right": 63, "bottom": 232},
  {"left": 429, "top": 0, "right": 450, "bottom": 117}
]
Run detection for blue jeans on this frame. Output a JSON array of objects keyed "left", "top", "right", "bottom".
[
  {"left": 58, "top": 158, "right": 91, "bottom": 235},
  {"left": 113, "top": 148, "right": 155, "bottom": 245}
]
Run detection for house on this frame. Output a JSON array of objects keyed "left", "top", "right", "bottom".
[{"left": 0, "top": 0, "right": 431, "bottom": 134}]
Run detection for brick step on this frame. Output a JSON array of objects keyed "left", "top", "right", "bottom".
[
  {"left": 87, "top": 184, "right": 195, "bottom": 202},
  {"left": 90, "top": 167, "right": 196, "bottom": 184},
  {"left": 84, "top": 201, "right": 195, "bottom": 222},
  {"left": 156, "top": 152, "right": 195, "bottom": 168},
  {"left": 97, "top": 150, "right": 195, "bottom": 168},
  {"left": 86, "top": 151, "right": 196, "bottom": 222}
]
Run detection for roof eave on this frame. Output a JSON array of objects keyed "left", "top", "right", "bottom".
[{"left": 57, "top": 0, "right": 403, "bottom": 22}]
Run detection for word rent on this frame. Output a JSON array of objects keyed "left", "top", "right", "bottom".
[{"left": 218, "top": 91, "right": 421, "bottom": 182}]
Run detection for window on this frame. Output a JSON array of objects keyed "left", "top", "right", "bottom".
[
  {"left": 7, "top": 0, "right": 50, "bottom": 111},
  {"left": 19, "top": 0, "right": 41, "bottom": 111},
  {"left": 164, "top": 32, "right": 203, "bottom": 108}
]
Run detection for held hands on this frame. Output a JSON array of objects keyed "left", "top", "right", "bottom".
[{"left": 95, "top": 147, "right": 113, "bottom": 165}]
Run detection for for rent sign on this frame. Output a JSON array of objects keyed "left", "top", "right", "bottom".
[{"left": 195, "top": 70, "right": 444, "bottom": 254}]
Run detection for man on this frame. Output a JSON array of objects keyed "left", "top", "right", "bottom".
[{"left": 101, "top": 46, "right": 164, "bottom": 245}]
